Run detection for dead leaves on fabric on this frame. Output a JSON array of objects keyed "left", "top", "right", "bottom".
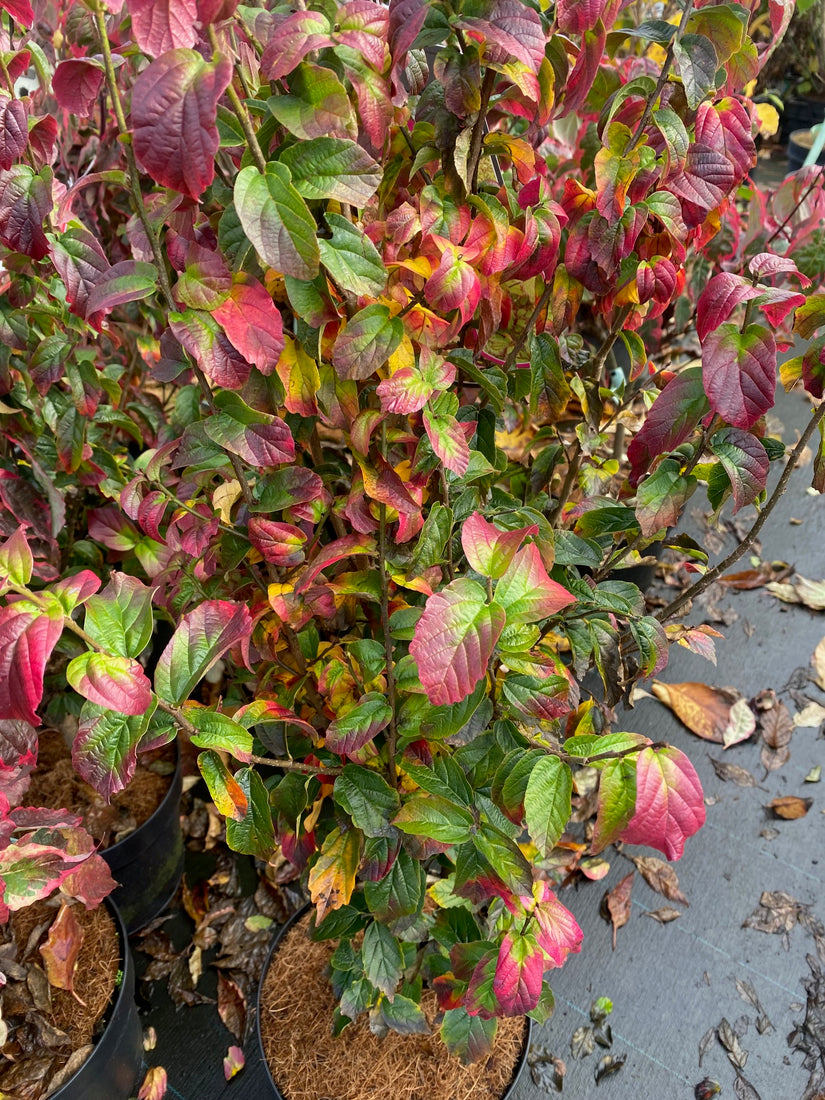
[{"left": 651, "top": 681, "right": 755, "bottom": 747}]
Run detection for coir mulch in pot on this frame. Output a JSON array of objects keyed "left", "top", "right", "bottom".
[
  {"left": 259, "top": 912, "right": 526, "bottom": 1100},
  {"left": 0, "top": 898, "right": 119, "bottom": 1098}
]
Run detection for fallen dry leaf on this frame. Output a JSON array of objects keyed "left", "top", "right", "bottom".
[
  {"left": 137, "top": 1066, "right": 168, "bottom": 1100},
  {"left": 733, "top": 1075, "right": 762, "bottom": 1100},
  {"left": 742, "top": 891, "right": 804, "bottom": 935},
  {"left": 645, "top": 907, "right": 682, "bottom": 924},
  {"left": 39, "top": 903, "right": 83, "bottom": 997},
  {"left": 717, "top": 1017, "right": 748, "bottom": 1070},
  {"left": 768, "top": 796, "right": 813, "bottom": 819},
  {"left": 594, "top": 1052, "right": 626, "bottom": 1084},
  {"left": 794, "top": 702, "right": 825, "bottom": 729},
  {"left": 223, "top": 1045, "right": 245, "bottom": 1081},
  {"left": 806, "top": 766, "right": 822, "bottom": 783},
  {"left": 768, "top": 575, "right": 825, "bottom": 610},
  {"left": 571, "top": 1025, "right": 595, "bottom": 1059},
  {"left": 710, "top": 758, "right": 761, "bottom": 788},
  {"left": 632, "top": 856, "right": 689, "bottom": 905},
  {"left": 603, "top": 872, "right": 634, "bottom": 950},
  {"left": 217, "top": 973, "right": 247, "bottom": 1042},
  {"left": 814, "top": 637, "right": 825, "bottom": 691},
  {"left": 143, "top": 1026, "right": 157, "bottom": 1052},
  {"left": 760, "top": 701, "right": 793, "bottom": 773},
  {"left": 651, "top": 681, "right": 753, "bottom": 744}
]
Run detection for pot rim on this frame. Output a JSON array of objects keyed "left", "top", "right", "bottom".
[
  {"left": 255, "top": 901, "right": 534, "bottom": 1100},
  {"left": 103, "top": 737, "right": 181, "bottom": 867}
]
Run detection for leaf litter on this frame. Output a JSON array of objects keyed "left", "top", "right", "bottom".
[{"left": 602, "top": 872, "right": 634, "bottom": 950}]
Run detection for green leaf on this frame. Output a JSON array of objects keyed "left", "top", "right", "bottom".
[
  {"left": 73, "top": 700, "right": 156, "bottom": 801},
  {"left": 318, "top": 213, "right": 386, "bottom": 297},
  {"left": 471, "top": 820, "right": 533, "bottom": 896},
  {"left": 492, "top": 748, "right": 542, "bottom": 825},
  {"left": 333, "top": 303, "right": 403, "bottom": 381},
  {"left": 225, "top": 767, "right": 276, "bottom": 859},
  {"left": 234, "top": 161, "right": 320, "bottom": 280},
  {"left": 266, "top": 63, "right": 356, "bottom": 141},
  {"left": 83, "top": 574, "right": 154, "bottom": 659},
  {"left": 563, "top": 731, "right": 648, "bottom": 762},
  {"left": 673, "top": 33, "right": 718, "bottom": 109},
  {"left": 326, "top": 693, "right": 393, "bottom": 755},
  {"left": 528, "top": 983, "right": 556, "bottom": 1024},
  {"left": 0, "top": 528, "right": 32, "bottom": 587},
  {"left": 393, "top": 794, "right": 474, "bottom": 845},
  {"left": 524, "top": 755, "right": 572, "bottom": 856},
  {"left": 635, "top": 458, "right": 696, "bottom": 538},
  {"left": 279, "top": 137, "right": 381, "bottom": 205},
  {"left": 362, "top": 921, "right": 403, "bottom": 999},
  {"left": 441, "top": 1008, "right": 497, "bottom": 1064},
  {"left": 592, "top": 756, "right": 637, "bottom": 853},
  {"left": 378, "top": 993, "right": 429, "bottom": 1035},
  {"left": 154, "top": 601, "right": 251, "bottom": 705},
  {"left": 184, "top": 706, "right": 254, "bottom": 762},
  {"left": 408, "top": 503, "right": 453, "bottom": 575},
  {"left": 364, "top": 846, "right": 425, "bottom": 922},
  {"left": 402, "top": 758, "right": 473, "bottom": 806},
  {"left": 334, "top": 765, "right": 400, "bottom": 838}
]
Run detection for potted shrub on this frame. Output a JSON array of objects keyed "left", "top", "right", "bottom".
[{"left": 0, "top": 0, "right": 824, "bottom": 1095}]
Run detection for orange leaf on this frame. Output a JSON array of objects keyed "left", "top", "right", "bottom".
[
  {"left": 768, "top": 796, "right": 812, "bottom": 820},
  {"left": 308, "top": 826, "right": 360, "bottom": 924},
  {"left": 137, "top": 1066, "right": 168, "bottom": 1100}
]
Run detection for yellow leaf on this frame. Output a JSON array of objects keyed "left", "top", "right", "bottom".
[
  {"left": 387, "top": 333, "right": 415, "bottom": 375},
  {"left": 277, "top": 334, "right": 320, "bottom": 417},
  {"left": 755, "top": 102, "right": 779, "bottom": 138},
  {"left": 308, "top": 827, "right": 360, "bottom": 924},
  {"left": 212, "top": 480, "right": 242, "bottom": 524}
]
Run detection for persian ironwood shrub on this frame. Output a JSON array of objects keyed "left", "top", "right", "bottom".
[{"left": 0, "top": 0, "right": 823, "bottom": 1061}]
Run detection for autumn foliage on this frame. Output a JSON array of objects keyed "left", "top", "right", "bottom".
[{"left": 0, "top": 0, "right": 822, "bottom": 1059}]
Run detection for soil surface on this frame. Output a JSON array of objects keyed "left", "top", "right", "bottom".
[
  {"left": 26, "top": 729, "right": 174, "bottom": 848},
  {"left": 0, "top": 899, "right": 119, "bottom": 1099},
  {"left": 259, "top": 913, "right": 527, "bottom": 1100}
]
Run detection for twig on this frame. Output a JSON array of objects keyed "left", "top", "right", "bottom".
[
  {"left": 655, "top": 400, "right": 825, "bottom": 623},
  {"left": 207, "top": 24, "right": 267, "bottom": 174}
]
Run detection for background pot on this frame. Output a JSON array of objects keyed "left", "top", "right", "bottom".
[
  {"left": 52, "top": 898, "right": 142, "bottom": 1100},
  {"left": 101, "top": 743, "right": 184, "bottom": 935},
  {"left": 255, "top": 904, "right": 533, "bottom": 1100},
  {"left": 788, "top": 127, "right": 825, "bottom": 172}
]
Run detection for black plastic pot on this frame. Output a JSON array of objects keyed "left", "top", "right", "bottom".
[
  {"left": 788, "top": 127, "right": 825, "bottom": 172},
  {"left": 101, "top": 744, "right": 184, "bottom": 935},
  {"left": 52, "top": 898, "right": 142, "bottom": 1100},
  {"left": 780, "top": 96, "right": 825, "bottom": 145},
  {"left": 256, "top": 904, "right": 534, "bottom": 1100}
]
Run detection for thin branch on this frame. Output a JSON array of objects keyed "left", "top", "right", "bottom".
[
  {"left": 378, "top": 430, "right": 399, "bottom": 789},
  {"left": 207, "top": 24, "right": 267, "bottom": 174},
  {"left": 626, "top": 0, "right": 695, "bottom": 153},
  {"left": 503, "top": 283, "right": 553, "bottom": 372},
  {"left": 655, "top": 400, "right": 825, "bottom": 623},
  {"left": 467, "top": 67, "right": 496, "bottom": 193}
]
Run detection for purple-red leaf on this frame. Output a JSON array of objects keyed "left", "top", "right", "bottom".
[
  {"left": 710, "top": 427, "right": 769, "bottom": 512},
  {"left": 212, "top": 276, "right": 284, "bottom": 374},
  {"left": 456, "top": 0, "right": 546, "bottom": 72},
  {"left": 461, "top": 512, "right": 538, "bottom": 580},
  {"left": 73, "top": 704, "right": 154, "bottom": 801},
  {"left": 0, "top": 165, "right": 50, "bottom": 259},
  {"left": 627, "top": 367, "right": 709, "bottom": 483},
  {"left": 127, "top": 0, "right": 198, "bottom": 57},
  {"left": 494, "top": 543, "right": 575, "bottom": 624},
  {"left": 247, "top": 518, "right": 306, "bottom": 566},
  {"left": 261, "top": 10, "right": 333, "bottom": 81},
  {"left": 0, "top": 95, "right": 27, "bottom": 170},
  {"left": 0, "top": 0, "right": 33, "bottom": 28},
  {"left": 52, "top": 59, "right": 105, "bottom": 116},
  {"left": 132, "top": 48, "right": 232, "bottom": 200},
  {"left": 696, "top": 273, "right": 761, "bottom": 343},
  {"left": 0, "top": 604, "right": 63, "bottom": 725},
  {"left": 620, "top": 745, "right": 706, "bottom": 861},
  {"left": 702, "top": 323, "right": 776, "bottom": 430},
  {"left": 169, "top": 310, "right": 252, "bottom": 390},
  {"left": 66, "top": 652, "right": 153, "bottom": 716},
  {"left": 669, "top": 144, "right": 735, "bottom": 228},
  {"left": 410, "top": 578, "right": 506, "bottom": 705}
]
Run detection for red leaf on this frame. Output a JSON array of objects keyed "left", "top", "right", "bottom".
[
  {"left": 423, "top": 409, "right": 472, "bottom": 478},
  {"left": 557, "top": 0, "right": 605, "bottom": 33},
  {"left": 620, "top": 746, "right": 706, "bottom": 861},
  {"left": 127, "top": 0, "right": 198, "bottom": 56},
  {"left": 697, "top": 273, "right": 761, "bottom": 343},
  {"left": 456, "top": 0, "right": 546, "bottom": 72},
  {"left": 326, "top": 693, "right": 392, "bottom": 755},
  {"left": 670, "top": 144, "right": 736, "bottom": 228},
  {"left": 212, "top": 277, "right": 285, "bottom": 374},
  {"left": 461, "top": 511, "right": 538, "bottom": 579},
  {"left": 247, "top": 518, "right": 306, "bottom": 566},
  {"left": 60, "top": 853, "right": 117, "bottom": 909},
  {"left": 0, "top": 95, "right": 27, "bottom": 170},
  {"left": 749, "top": 252, "right": 810, "bottom": 284},
  {"left": 424, "top": 250, "right": 480, "bottom": 328},
  {"left": 0, "top": 605, "right": 63, "bottom": 725},
  {"left": 295, "top": 534, "right": 375, "bottom": 593},
  {"left": 52, "top": 59, "right": 105, "bottom": 116},
  {"left": 493, "top": 932, "right": 544, "bottom": 1015},
  {"left": 710, "top": 427, "right": 769, "bottom": 513},
  {"left": 695, "top": 99, "right": 755, "bottom": 184},
  {"left": 132, "top": 49, "right": 232, "bottom": 200},
  {"left": 170, "top": 310, "right": 252, "bottom": 389},
  {"left": 0, "top": 0, "right": 33, "bottom": 27},
  {"left": 529, "top": 881, "right": 583, "bottom": 967},
  {"left": 702, "top": 323, "right": 776, "bottom": 430},
  {"left": 410, "top": 578, "right": 506, "bottom": 705},
  {"left": 223, "top": 1045, "right": 245, "bottom": 1081},
  {"left": 66, "top": 652, "right": 153, "bottom": 716}
]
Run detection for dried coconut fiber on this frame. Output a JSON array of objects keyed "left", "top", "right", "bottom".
[{"left": 258, "top": 913, "right": 527, "bottom": 1100}]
